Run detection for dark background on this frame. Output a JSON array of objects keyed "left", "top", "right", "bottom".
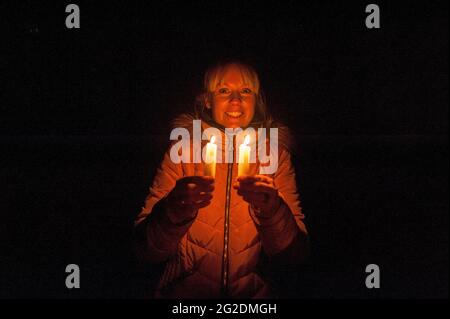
[{"left": 1, "top": 1, "right": 448, "bottom": 298}]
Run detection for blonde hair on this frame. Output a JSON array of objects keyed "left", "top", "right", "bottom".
[
  {"left": 204, "top": 61, "right": 260, "bottom": 94},
  {"left": 195, "top": 60, "right": 271, "bottom": 127}
]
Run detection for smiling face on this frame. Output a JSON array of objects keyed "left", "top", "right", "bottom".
[{"left": 206, "top": 64, "right": 256, "bottom": 128}]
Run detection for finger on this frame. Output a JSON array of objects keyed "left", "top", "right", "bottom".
[
  {"left": 236, "top": 190, "right": 271, "bottom": 207},
  {"left": 236, "top": 187, "right": 259, "bottom": 196},
  {"left": 241, "top": 182, "right": 277, "bottom": 195},
  {"left": 179, "top": 176, "right": 214, "bottom": 186},
  {"left": 175, "top": 193, "right": 212, "bottom": 206},
  {"left": 197, "top": 184, "right": 215, "bottom": 193},
  {"left": 243, "top": 197, "right": 268, "bottom": 209},
  {"left": 253, "top": 181, "right": 276, "bottom": 189},
  {"left": 242, "top": 192, "right": 267, "bottom": 203},
  {"left": 232, "top": 181, "right": 245, "bottom": 190},
  {"left": 234, "top": 180, "right": 258, "bottom": 191},
  {"left": 237, "top": 183, "right": 273, "bottom": 195},
  {"left": 237, "top": 175, "right": 260, "bottom": 183},
  {"left": 238, "top": 180, "right": 271, "bottom": 189},
  {"left": 187, "top": 193, "right": 213, "bottom": 203},
  {"left": 236, "top": 178, "right": 274, "bottom": 190},
  {"left": 176, "top": 183, "right": 215, "bottom": 195},
  {"left": 236, "top": 188, "right": 252, "bottom": 197},
  {"left": 254, "top": 175, "right": 275, "bottom": 186},
  {"left": 237, "top": 174, "right": 273, "bottom": 183},
  {"left": 190, "top": 200, "right": 211, "bottom": 210}
]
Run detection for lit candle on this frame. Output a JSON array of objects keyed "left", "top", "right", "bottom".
[
  {"left": 204, "top": 135, "right": 217, "bottom": 178},
  {"left": 238, "top": 135, "right": 251, "bottom": 177}
]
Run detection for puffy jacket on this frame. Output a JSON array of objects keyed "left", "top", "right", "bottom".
[{"left": 134, "top": 116, "right": 309, "bottom": 298}]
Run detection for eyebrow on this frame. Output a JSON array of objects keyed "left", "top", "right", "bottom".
[{"left": 219, "top": 82, "right": 251, "bottom": 87}]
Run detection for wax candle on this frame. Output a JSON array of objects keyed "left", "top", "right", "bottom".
[
  {"left": 238, "top": 135, "right": 251, "bottom": 176},
  {"left": 204, "top": 135, "right": 217, "bottom": 178}
]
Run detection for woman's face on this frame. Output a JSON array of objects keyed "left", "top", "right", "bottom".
[{"left": 207, "top": 66, "right": 256, "bottom": 128}]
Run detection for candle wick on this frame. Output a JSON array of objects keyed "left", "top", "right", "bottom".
[{"left": 244, "top": 135, "right": 250, "bottom": 145}]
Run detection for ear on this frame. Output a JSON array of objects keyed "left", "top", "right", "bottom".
[{"left": 204, "top": 95, "right": 212, "bottom": 109}]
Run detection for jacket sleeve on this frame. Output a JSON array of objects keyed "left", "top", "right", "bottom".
[
  {"left": 249, "top": 148, "right": 309, "bottom": 265},
  {"left": 133, "top": 148, "right": 193, "bottom": 263}
]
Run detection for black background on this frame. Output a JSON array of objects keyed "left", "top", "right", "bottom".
[{"left": 1, "top": 1, "right": 448, "bottom": 298}]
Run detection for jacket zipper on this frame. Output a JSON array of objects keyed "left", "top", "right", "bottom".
[{"left": 220, "top": 161, "right": 233, "bottom": 297}]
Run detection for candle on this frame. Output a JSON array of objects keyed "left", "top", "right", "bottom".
[
  {"left": 204, "top": 135, "right": 217, "bottom": 178},
  {"left": 238, "top": 135, "right": 251, "bottom": 176}
]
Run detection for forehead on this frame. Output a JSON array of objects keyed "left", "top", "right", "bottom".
[
  {"left": 219, "top": 66, "right": 248, "bottom": 84},
  {"left": 210, "top": 64, "right": 258, "bottom": 90}
]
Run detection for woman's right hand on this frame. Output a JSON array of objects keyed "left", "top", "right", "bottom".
[{"left": 165, "top": 176, "right": 215, "bottom": 225}]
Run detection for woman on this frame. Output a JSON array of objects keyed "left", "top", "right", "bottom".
[{"left": 134, "top": 60, "right": 309, "bottom": 298}]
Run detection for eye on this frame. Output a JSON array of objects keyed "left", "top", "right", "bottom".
[
  {"left": 217, "top": 87, "right": 230, "bottom": 94},
  {"left": 241, "top": 88, "right": 253, "bottom": 94}
]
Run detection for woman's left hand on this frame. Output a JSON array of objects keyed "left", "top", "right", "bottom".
[{"left": 233, "top": 175, "right": 282, "bottom": 218}]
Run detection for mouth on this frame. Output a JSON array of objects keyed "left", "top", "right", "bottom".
[{"left": 225, "top": 111, "right": 243, "bottom": 119}]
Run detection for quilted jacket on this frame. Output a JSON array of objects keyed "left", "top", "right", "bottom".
[{"left": 134, "top": 116, "right": 309, "bottom": 298}]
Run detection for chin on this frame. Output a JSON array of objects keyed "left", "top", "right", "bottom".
[
  {"left": 216, "top": 117, "right": 250, "bottom": 129},
  {"left": 224, "top": 122, "right": 245, "bottom": 129}
]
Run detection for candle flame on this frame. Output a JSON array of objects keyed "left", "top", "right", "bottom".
[
  {"left": 210, "top": 135, "right": 216, "bottom": 144},
  {"left": 244, "top": 134, "right": 250, "bottom": 145}
]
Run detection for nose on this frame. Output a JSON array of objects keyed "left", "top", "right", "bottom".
[{"left": 230, "top": 91, "right": 242, "bottom": 103}]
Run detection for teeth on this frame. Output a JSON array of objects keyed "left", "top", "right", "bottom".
[{"left": 225, "top": 112, "right": 243, "bottom": 118}]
